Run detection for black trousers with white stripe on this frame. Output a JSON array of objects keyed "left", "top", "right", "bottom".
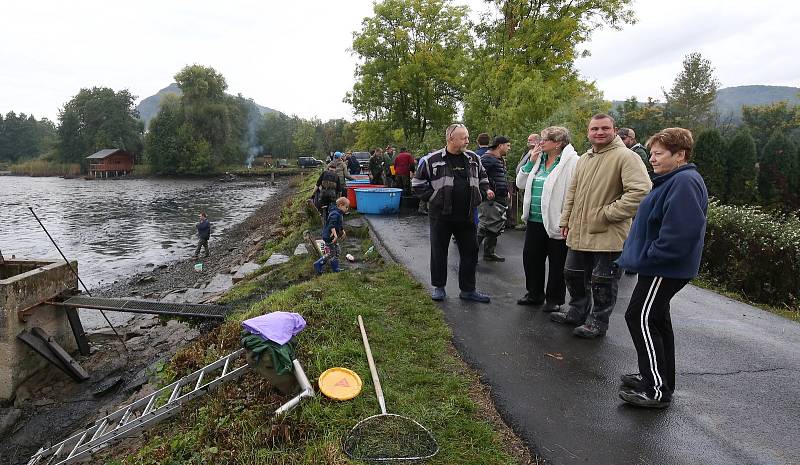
[{"left": 624, "top": 275, "right": 690, "bottom": 401}]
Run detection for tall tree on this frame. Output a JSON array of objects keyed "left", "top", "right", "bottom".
[
  {"left": 0, "top": 112, "right": 56, "bottom": 162},
  {"left": 144, "top": 94, "right": 184, "bottom": 174},
  {"left": 346, "top": 0, "right": 472, "bottom": 143},
  {"left": 724, "top": 129, "right": 758, "bottom": 205},
  {"left": 617, "top": 97, "right": 667, "bottom": 144},
  {"left": 693, "top": 129, "right": 727, "bottom": 201},
  {"left": 742, "top": 102, "right": 800, "bottom": 153},
  {"left": 758, "top": 130, "right": 798, "bottom": 210},
  {"left": 175, "top": 65, "right": 235, "bottom": 167},
  {"left": 55, "top": 87, "right": 144, "bottom": 165},
  {"left": 257, "top": 112, "right": 294, "bottom": 158},
  {"left": 464, "top": 0, "right": 634, "bottom": 152},
  {"left": 663, "top": 52, "right": 720, "bottom": 132}
]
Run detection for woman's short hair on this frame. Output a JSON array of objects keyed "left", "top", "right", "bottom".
[
  {"left": 646, "top": 128, "right": 694, "bottom": 161},
  {"left": 541, "top": 126, "right": 571, "bottom": 149}
]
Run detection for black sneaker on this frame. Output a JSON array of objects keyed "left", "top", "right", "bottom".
[
  {"left": 620, "top": 373, "right": 647, "bottom": 391},
  {"left": 431, "top": 287, "right": 446, "bottom": 301},
  {"left": 619, "top": 389, "right": 671, "bottom": 409},
  {"left": 517, "top": 294, "right": 544, "bottom": 306}
]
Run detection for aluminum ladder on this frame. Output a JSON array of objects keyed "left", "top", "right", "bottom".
[{"left": 29, "top": 348, "right": 278, "bottom": 465}]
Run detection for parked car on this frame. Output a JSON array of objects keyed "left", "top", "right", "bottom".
[
  {"left": 353, "top": 152, "right": 370, "bottom": 171},
  {"left": 298, "top": 157, "right": 324, "bottom": 168}
]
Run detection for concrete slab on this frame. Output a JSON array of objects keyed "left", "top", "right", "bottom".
[
  {"left": 366, "top": 214, "right": 800, "bottom": 465},
  {"left": 232, "top": 262, "right": 261, "bottom": 283},
  {"left": 264, "top": 254, "right": 290, "bottom": 267},
  {"left": 204, "top": 273, "right": 234, "bottom": 294}
]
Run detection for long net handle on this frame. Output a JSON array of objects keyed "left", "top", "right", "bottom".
[{"left": 358, "top": 315, "right": 387, "bottom": 414}]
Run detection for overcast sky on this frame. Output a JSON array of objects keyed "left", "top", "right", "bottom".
[{"left": 1, "top": 0, "right": 798, "bottom": 123}]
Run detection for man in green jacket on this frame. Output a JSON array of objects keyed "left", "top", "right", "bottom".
[
  {"left": 619, "top": 128, "right": 652, "bottom": 173},
  {"left": 550, "top": 114, "right": 651, "bottom": 338}
]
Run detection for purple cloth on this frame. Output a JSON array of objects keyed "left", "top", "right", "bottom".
[{"left": 242, "top": 312, "right": 306, "bottom": 345}]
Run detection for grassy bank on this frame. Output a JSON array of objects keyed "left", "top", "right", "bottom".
[
  {"left": 103, "top": 174, "right": 530, "bottom": 465},
  {"left": 9, "top": 159, "right": 81, "bottom": 177}
]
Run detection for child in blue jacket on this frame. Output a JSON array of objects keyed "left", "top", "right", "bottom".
[{"left": 313, "top": 197, "right": 349, "bottom": 273}]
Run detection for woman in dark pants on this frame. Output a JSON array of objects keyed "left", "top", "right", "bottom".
[
  {"left": 616, "top": 128, "right": 708, "bottom": 409},
  {"left": 515, "top": 126, "right": 578, "bottom": 311}
]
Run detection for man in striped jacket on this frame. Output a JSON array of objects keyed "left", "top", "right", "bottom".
[{"left": 412, "top": 123, "right": 493, "bottom": 303}]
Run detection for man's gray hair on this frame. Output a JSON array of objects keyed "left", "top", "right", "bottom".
[{"left": 445, "top": 123, "right": 466, "bottom": 140}]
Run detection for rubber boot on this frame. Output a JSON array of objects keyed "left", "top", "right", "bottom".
[{"left": 330, "top": 259, "right": 342, "bottom": 273}]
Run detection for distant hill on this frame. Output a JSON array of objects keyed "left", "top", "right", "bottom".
[
  {"left": 136, "top": 83, "right": 281, "bottom": 129},
  {"left": 714, "top": 85, "right": 799, "bottom": 122},
  {"left": 611, "top": 85, "right": 799, "bottom": 123}
]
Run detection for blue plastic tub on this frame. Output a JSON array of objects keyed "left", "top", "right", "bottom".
[
  {"left": 346, "top": 179, "right": 371, "bottom": 186},
  {"left": 355, "top": 188, "right": 403, "bottom": 214}
]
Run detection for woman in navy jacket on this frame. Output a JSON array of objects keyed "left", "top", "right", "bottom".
[{"left": 616, "top": 128, "right": 708, "bottom": 409}]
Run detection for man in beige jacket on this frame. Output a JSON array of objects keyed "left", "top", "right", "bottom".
[{"left": 550, "top": 114, "right": 652, "bottom": 338}]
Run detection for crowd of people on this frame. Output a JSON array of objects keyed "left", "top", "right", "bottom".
[
  {"left": 410, "top": 114, "right": 709, "bottom": 410},
  {"left": 305, "top": 113, "right": 709, "bottom": 409}
]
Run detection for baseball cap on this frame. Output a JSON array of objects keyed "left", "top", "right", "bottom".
[{"left": 489, "top": 136, "right": 510, "bottom": 148}]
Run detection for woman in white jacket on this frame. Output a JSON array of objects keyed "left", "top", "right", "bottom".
[{"left": 515, "top": 126, "right": 579, "bottom": 311}]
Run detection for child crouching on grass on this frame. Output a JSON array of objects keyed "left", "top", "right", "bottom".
[{"left": 313, "top": 197, "right": 349, "bottom": 274}]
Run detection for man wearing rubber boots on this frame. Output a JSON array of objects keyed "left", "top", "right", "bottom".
[
  {"left": 551, "top": 114, "right": 651, "bottom": 338},
  {"left": 413, "top": 123, "right": 492, "bottom": 303}
]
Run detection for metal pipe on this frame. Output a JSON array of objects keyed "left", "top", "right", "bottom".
[
  {"left": 273, "top": 359, "right": 315, "bottom": 416},
  {"left": 28, "top": 207, "right": 127, "bottom": 351}
]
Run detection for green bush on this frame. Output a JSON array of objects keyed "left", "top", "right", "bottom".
[{"left": 702, "top": 200, "right": 800, "bottom": 307}]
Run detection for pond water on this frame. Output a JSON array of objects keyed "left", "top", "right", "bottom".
[{"left": 0, "top": 176, "right": 276, "bottom": 327}]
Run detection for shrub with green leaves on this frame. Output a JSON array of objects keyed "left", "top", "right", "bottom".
[{"left": 702, "top": 200, "right": 800, "bottom": 307}]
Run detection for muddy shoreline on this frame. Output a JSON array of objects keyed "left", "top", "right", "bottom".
[{"left": 0, "top": 179, "right": 300, "bottom": 465}]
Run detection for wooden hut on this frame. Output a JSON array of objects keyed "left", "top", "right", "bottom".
[{"left": 87, "top": 149, "right": 134, "bottom": 178}]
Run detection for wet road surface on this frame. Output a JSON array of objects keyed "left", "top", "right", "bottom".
[{"left": 367, "top": 214, "right": 800, "bottom": 465}]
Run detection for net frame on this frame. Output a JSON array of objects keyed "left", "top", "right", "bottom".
[
  {"left": 343, "top": 412, "right": 439, "bottom": 462},
  {"left": 344, "top": 316, "right": 439, "bottom": 462}
]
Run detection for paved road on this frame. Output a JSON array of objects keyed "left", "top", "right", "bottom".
[{"left": 366, "top": 214, "right": 800, "bottom": 465}]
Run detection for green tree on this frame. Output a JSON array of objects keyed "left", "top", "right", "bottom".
[
  {"left": 663, "top": 53, "right": 720, "bottom": 132},
  {"left": 258, "top": 112, "right": 294, "bottom": 157},
  {"left": 464, "top": 0, "right": 633, "bottom": 154},
  {"left": 144, "top": 95, "right": 184, "bottom": 174},
  {"left": 292, "top": 118, "right": 317, "bottom": 156},
  {"left": 0, "top": 112, "right": 56, "bottom": 162},
  {"left": 758, "top": 130, "right": 798, "bottom": 210},
  {"left": 144, "top": 65, "right": 256, "bottom": 173},
  {"left": 611, "top": 97, "right": 641, "bottom": 129},
  {"left": 55, "top": 87, "right": 144, "bottom": 165},
  {"left": 319, "top": 119, "right": 357, "bottom": 154},
  {"left": 724, "top": 129, "right": 758, "bottom": 205},
  {"left": 619, "top": 97, "right": 667, "bottom": 143},
  {"left": 346, "top": 0, "right": 472, "bottom": 143},
  {"left": 693, "top": 129, "right": 727, "bottom": 201},
  {"left": 742, "top": 102, "right": 800, "bottom": 153}
]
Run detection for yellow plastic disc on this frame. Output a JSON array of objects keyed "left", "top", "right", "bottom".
[{"left": 319, "top": 367, "right": 363, "bottom": 401}]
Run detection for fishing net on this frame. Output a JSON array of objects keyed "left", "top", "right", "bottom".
[{"left": 343, "top": 413, "right": 439, "bottom": 462}]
